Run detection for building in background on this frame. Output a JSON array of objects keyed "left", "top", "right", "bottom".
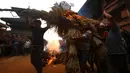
[{"left": 104, "top": 0, "right": 130, "bottom": 32}]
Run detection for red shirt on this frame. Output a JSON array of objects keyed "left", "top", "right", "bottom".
[{"left": 103, "top": 31, "right": 108, "bottom": 38}]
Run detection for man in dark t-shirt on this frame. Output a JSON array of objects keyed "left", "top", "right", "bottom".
[
  {"left": 30, "top": 20, "right": 49, "bottom": 73},
  {"left": 102, "top": 11, "right": 129, "bottom": 73}
]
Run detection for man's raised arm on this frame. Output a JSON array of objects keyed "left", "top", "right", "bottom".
[{"left": 103, "top": 11, "right": 117, "bottom": 27}]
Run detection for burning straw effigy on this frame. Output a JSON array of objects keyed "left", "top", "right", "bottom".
[{"left": 22, "top": 1, "right": 101, "bottom": 73}]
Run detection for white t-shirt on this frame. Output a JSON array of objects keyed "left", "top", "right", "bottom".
[{"left": 24, "top": 41, "right": 31, "bottom": 48}]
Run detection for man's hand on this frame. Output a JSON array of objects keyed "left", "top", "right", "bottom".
[
  {"left": 103, "top": 11, "right": 112, "bottom": 19},
  {"left": 103, "top": 11, "right": 116, "bottom": 27}
]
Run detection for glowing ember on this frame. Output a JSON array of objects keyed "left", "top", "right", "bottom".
[
  {"left": 48, "top": 58, "right": 53, "bottom": 65},
  {"left": 47, "top": 56, "right": 56, "bottom": 65}
]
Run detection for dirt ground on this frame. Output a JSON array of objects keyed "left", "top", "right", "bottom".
[
  {"left": 1, "top": 56, "right": 130, "bottom": 73},
  {"left": 0, "top": 56, "right": 66, "bottom": 73}
]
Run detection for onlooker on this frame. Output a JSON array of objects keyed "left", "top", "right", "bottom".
[
  {"left": 24, "top": 39, "right": 31, "bottom": 55},
  {"left": 0, "top": 32, "right": 30, "bottom": 57},
  {"left": 103, "top": 11, "right": 129, "bottom": 73}
]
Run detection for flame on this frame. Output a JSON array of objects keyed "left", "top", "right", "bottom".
[
  {"left": 47, "top": 40, "right": 61, "bottom": 54},
  {"left": 47, "top": 56, "right": 56, "bottom": 65},
  {"left": 48, "top": 58, "right": 53, "bottom": 65},
  {"left": 47, "top": 51, "right": 54, "bottom": 65},
  {"left": 46, "top": 40, "right": 61, "bottom": 65}
]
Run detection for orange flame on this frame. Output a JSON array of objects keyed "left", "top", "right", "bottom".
[
  {"left": 48, "top": 58, "right": 53, "bottom": 65},
  {"left": 46, "top": 40, "right": 61, "bottom": 65},
  {"left": 47, "top": 56, "right": 56, "bottom": 65},
  {"left": 47, "top": 51, "right": 54, "bottom": 65}
]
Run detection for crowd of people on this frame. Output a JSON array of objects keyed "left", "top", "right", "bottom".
[
  {"left": 1, "top": 1, "right": 130, "bottom": 73},
  {"left": 0, "top": 32, "right": 31, "bottom": 56}
]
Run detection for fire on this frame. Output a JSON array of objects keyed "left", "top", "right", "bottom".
[
  {"left": 46, "top": 40, "right": 61, "bottom": 65},
  {"left": 47, "top": 56, "right": 56, "bottom": 65},
  {"left": 47, "top": 40, "right": 61, "bottom": 54},
  {"left": 48, "top": 58, "right": 53, "bottom": 65}
]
